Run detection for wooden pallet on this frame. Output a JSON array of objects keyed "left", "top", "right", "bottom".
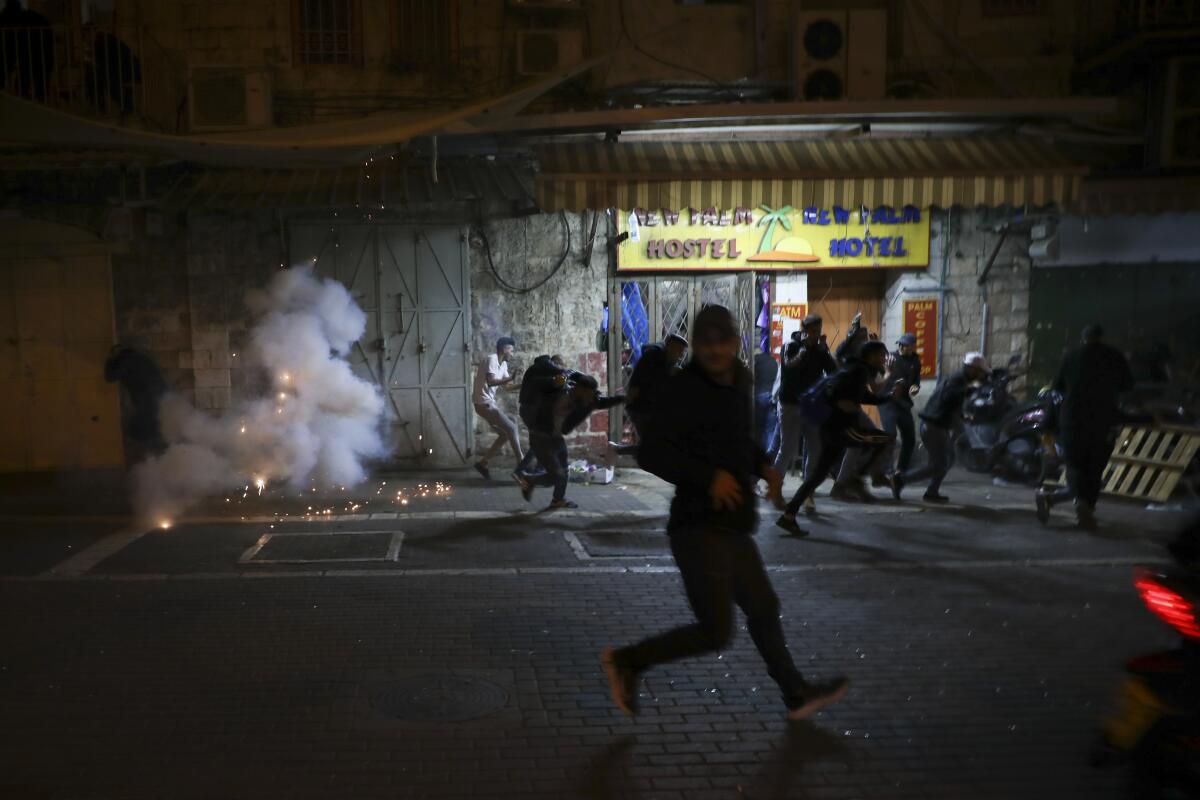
[{"left": 1097, "top": 425, "right": 1200, "bottom": 503}]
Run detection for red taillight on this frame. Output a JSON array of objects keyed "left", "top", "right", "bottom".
[{"left": 1135, "top": 571, "right": 1200, "bottom": 639}]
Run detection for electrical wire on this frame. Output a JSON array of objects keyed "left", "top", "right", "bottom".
[
  {"left": 476, "top": 210, "right": 572, "bottom": 294},
  {"left": 616, "top": 0, "right": 742, "bottom": 101}
]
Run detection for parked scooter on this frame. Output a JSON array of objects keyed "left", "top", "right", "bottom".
[
  {"left": 1092, "top": 519, "right": 1200, "bottom": 799},
  {"left": 955, "top": 354, "right": 1061, "bottom": 484}
]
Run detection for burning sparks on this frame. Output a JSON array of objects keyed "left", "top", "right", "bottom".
[
  {"left": 158, "top": 520, "right": 172, "bottom": 530},
  {"left": 255, "top": 477, "right": 266, "bottom": 495}
]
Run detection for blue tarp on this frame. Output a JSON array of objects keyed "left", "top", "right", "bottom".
[{"left": 621, "top": 283, "right": 650, "bottom": 364}]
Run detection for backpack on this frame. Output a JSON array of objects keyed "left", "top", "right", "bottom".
[{"left": 798, "top": 373, "right": 836, "bottom": 426}]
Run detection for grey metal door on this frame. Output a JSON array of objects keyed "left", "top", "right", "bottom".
[{"left": 290, "top": 222, "right": 472, "bottom": 468}]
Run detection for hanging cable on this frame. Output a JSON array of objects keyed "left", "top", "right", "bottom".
[{"left": 476, "top": 210, "right": 572, "bottom": 294}]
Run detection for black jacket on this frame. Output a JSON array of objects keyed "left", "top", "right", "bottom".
[
  {"left": 626, "top": 344, "right": 672, "bottom": 413},
  {"left": 779, "top": 343, "right": 838, "bottom": 405},
  {"left": 638, "top": 360, "right": 766, "bottom": 535},
  {"left": 1053, "top": 341, "right": 1134, "bottom": 433},
  {"left": 883, "top": 351, "right": 922, "bottom": 408},
  {"left": 919, "top": 369, "right": 972, "bottom": 428},
  {"left": 524, "top": 370, "right": 622, "bottom": 435},
  {"left": 823, "top": 362, "right": 890, "bottom": 428}
]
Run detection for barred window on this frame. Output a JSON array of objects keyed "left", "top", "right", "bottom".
[{"left": 293, "top": 0, "right": 361, "bottom": 65}]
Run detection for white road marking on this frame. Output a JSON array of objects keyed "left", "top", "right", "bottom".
[
  {"left": 41, "top": 529, "right": 151, "bottom": 577},
  {"left": 562, "top": 530, "right": 673, "bottom": 561},
  {"left": 6, "top": 554, "right": 1165, "bottom": 583},
  {"left": 237, "top": 529, "right": 405, "bottom": 564}
]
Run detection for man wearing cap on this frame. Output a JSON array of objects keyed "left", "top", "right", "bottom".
[
  {"left": 473, "top": 336, "right": 522, "bottom": 479},
  {"left": 890, "top": 352, "right": 991, "bottom": 503},
  {"left": 773, "top": 315, "right": 837, "bottom": 514},
  {"left": 602, "top": 305, "right": 848, "bottom": 721},
  {"left": 873, "top": 333, "right": 923, "bottom": 481},
  {"left": 1036, "top": 325, "right": 1133, "bottom": 529}
]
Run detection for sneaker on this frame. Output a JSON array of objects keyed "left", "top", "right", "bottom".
[
  {"left": 546, "top": 499, "right": 578, "bottom": 511},
  {"left": 1035, "top": 490, "right": 1051, "bottom": 525},
  {"left": 802, "top": 496, "right": 817, "bottom": 516},
  {"left": 775, "top": 514, "right": 809, "bottom": 538},
  {"left": 512, "top": 471, "right": 534, "bottom": 503},
  {"left": 787, "top": 677, "right": 849, "bottom": 720},
  {"left": 922, "top": 491, "right": 950, "bottom": 503},
  {"left": 600, "top": 648, "right": 639, "bottom": 716},
  {"left": 889, "top": 473, "right": 904, "bottom": 501},
  {"left": 473, "top": 461, "right": 490, "bottom": 480}
]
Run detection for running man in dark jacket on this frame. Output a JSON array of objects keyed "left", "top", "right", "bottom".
[
  {"left": 512, "top": 354, "right": 565, "bottom": 483},
  {"left": 872, "top": 332, "right": 923, "bottom": 481},
  {"left": 616, "top": 334, "right": 688, "bottom": 454},
  {"left": 890, "top": 352, "right": 990, "bottom": 503},
  {"left": 601, "top": 306, "right": 847, "bottom": 720},
  {"left": 773, "top": 315, "right": 838, "bottom": 514},
  {"left": 1036, "top": 325, "right": 1134, "bottom": 529},
  {"left": 521, "top": 370, "right": 623, "bottom": 509},
  {"left": 775, "top": 341, "right": 898, "bottom": 535}
]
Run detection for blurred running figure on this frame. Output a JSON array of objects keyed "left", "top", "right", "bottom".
[
  {"left": 890, "top": 352, "right": 990, "bottom": 504},
  {"left": 473, "top": 337, "right": 522, "bottom": 479},
  {"left": 773, "top": 315, "right": 837, "bottom": 515},
  {"left": 872, "top": 332, "right": 922, "bottom": 483},
  {"left": 1035, "top": 325, "right": 1133, "bottom": 530},
  {"left": 513, "top": 354, "right": 566, "bottom": 483},
  {"left": 601, "top": 305, "right": 847, "bottom": 720},
  {"left": 775, "top": 341, "right": 897, "bottom": 536}
]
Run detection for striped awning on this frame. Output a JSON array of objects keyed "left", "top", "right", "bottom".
[{"left": 534, "top": 137, "right": 1087, "bottom": 212}]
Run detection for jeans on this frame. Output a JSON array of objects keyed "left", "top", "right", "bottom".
[
  {"left": 879, "top": 402, "right": 917, "bottom": 473},
  {"left": 773, "top": 403, "right": 804, "bottom": 473},
  {"left": 756, "top": 391, "right": 780, "bottom": 462},
  {"left": 1047, "top": 427, "right": 1114, "bottom": 509},
  {"left": 899, "top": 422, "right": 953, "bottom": 494},
  {"left": 475, "top": 402, "right": 523, "bottom": 462},
  {"left": 615, "top": 526, "right": 808, "bottom": 707},
  {"left": 786, "top": 421, "right": 890, "bottom": 513},
  {"left": 528, "top": 431, "right": 568, "bottom": 501}
]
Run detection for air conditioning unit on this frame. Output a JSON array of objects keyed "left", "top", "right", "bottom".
[
  {"left": 516, "top": 29, "right": 585, "bottom": 77},
  {"left": 793, "top": 9, "right": 886, "bottom": 101},
  {"left": 187, "top": 67, "right": 273, "bottom": 132},
  {"left": 1161, "top": 55, "right": 1200, "bottom": 167}
]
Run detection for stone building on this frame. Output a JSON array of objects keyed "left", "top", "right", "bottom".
[{"left": 1, "top": 0, "right": 1197, "bottom": 473}]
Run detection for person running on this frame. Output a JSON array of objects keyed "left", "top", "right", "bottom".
[
  {"left": 1035, "top": 325, "right": 1134, "bottom": 530},
  {"left": 513, "top": 354, "right": 566, "bottom": 485},
  {"left": 523, "top": 370, "right": 623, "bottom": 509},
  {"left": 773, "top": 315, "right": 837, "bottom": 515},
  {"left": 890, "top": 352, "right": 990, "bottom": 504},
  {"left": 775, "top": 341, "right": 897, "bottom": 536},
  {"left": 871, "top": 333, "right": 922, "bottom": 483},
  {"left": 614, "top": 334, "right": 688, "bottom": 454},
  {"left": 830, "top": 314, "right": 888, "bottom": 502},
  {"left": 600, "top": 305, "right": 847, "bottom": 720},
  {"left": 472, "top": 336, "right": 523, "bottom": 479}
]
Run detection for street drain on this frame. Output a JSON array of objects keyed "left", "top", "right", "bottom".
[{"left": 370, "top": 675, "right": 509, "bottom": 722}]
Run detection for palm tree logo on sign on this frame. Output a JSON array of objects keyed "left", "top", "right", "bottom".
[{"left": 747, "top": 204, "right": 821, "bottom": 264}]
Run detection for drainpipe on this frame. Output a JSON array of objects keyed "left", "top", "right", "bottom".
[{"left": 936, "top": 208, "right": 951, "bottom": 377}]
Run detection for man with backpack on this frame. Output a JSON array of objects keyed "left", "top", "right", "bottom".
[
  {"left": 775, "top": 341, "right": 898, "bottom": 536},
  {"left": 601, "top": 305, "right": 847, "bottom": 720}
]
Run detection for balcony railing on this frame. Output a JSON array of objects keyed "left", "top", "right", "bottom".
[{"left": 0, "top": 24, "right": 181, "bottom": 131}]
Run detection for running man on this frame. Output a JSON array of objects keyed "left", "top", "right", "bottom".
[
  {"left": 472, "top": 336, "right": 523, "bottom": 479},
  {"left": 601, "top": 305, "right": 847, "bottom": 720}
]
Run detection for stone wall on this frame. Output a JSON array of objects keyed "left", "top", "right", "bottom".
[{"left": 468, "top": 210, "right": 612, "bottom": 462}]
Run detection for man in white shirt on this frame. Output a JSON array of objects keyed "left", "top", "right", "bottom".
[{"left": 473, "top": 336, "right": 523, "bottom": 478}]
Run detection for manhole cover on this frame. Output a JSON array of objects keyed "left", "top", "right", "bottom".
[{"left": 370, "top": 675, "right": 509, "bottom": 722}]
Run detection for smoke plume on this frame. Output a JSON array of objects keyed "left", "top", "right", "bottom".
[{"left": 134, "top": 267, "right": 386, "bottom": 528}]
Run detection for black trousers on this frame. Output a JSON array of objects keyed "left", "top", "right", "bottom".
[
  {"left": 528, "top": 431, "right": 568, "bottom": 501},
  {"left": 615, "top": 526, "right": 807, "bottom": 707},
  {"left": 1049, "top": 427, "right": 1114, "bottom": 509},
  {"left": 785, "top": 420, "right": 891, "bottom": 514}
]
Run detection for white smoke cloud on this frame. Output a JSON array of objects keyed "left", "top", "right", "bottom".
[{"left": 133, "top": 267, "right": 386, "bottom": 528}]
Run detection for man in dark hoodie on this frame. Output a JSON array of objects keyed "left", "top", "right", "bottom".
[
  {"left": 775, "top": 340, "right": 898, "bottom": 535},
  {"left": 601, "top": 305, "right": 847, "bottom": 721},
  {"left": 512, "top": 354, "right": 566, "bottom": 483},
  {"left": 522, "top": 368, "right": 623, "bottom": 510},
  {"left": 614, "top": 333, "right": 688, "bottom": 455},
  {"left": 1036, "top": 325, "right": 1133, "bottom": 529}
]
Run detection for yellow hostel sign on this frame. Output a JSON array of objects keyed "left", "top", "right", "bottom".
[{"left": 617, "top": 204, "right": 930, "bottom": 272}]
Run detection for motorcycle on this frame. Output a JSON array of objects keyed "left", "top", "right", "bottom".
[
  {"left": 955, "top": 355, "right": 1062, "bottom": 485},
  {"left": 1092, "top": 521, "right": 1200, "bottom": 799}
]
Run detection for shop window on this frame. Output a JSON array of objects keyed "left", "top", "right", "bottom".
[
  {"left": 293, "top": 0, "right": 362, "bottom": 65},
  {"left": 392, "top": 0, "right": 457, "bottom": 71},
  {"left": 980, "top": 0, "right": 1048, "bottom": 16}
]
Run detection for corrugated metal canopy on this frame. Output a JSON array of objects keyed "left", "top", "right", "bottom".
[
  {"left": 534, "top": 137, "right": 1088, "bottom": 211},
  {"left": 161, "top": 157, "right": 536, "bottom": 210}
]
